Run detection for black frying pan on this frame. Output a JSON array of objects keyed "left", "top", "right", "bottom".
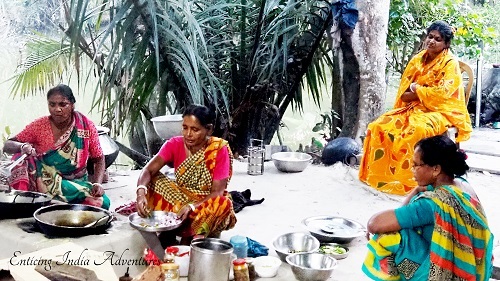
[
  {"left": 33, "top": 204, "right": 113, "bottom": 237},
  {"left": 0, "top": 187, "right": 52, "bottom": 219}
]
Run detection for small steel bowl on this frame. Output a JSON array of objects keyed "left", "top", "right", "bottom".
[
  {"left": 272, "top": 232, "right": 320, "bottom": 262},
  {"left": 286, "top": 252, "right": 337, "bottom": 281},
  {"left": 271, "top": 152, "right": 312, "bottom": 173},
  {"left": 318, "top": 243, "right": 349, "bottom": 260}
]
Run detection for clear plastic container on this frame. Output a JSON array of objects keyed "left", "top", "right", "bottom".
[{"left": 230, "top": 235, "right": 248, "bottom": 259}]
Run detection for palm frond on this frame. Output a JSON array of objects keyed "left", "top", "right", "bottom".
[{"left": 8, "top": 36, "right": 72, "bottom": 98}]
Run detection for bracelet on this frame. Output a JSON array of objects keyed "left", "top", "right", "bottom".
[
  {"left": 188, "top": 203, "right": 196, "bottom": 211},
  {"left": 410, "top": 83, "right": 417, "bottom": 93},
  {"left": 136, "top": 185, "right": 148, "bottom": 196},
  {"left": 20, "top": 143, "right": 29, "bottom": 153},
  {"left": 92, "top": 183, "right": 102, "bottom": 187}
]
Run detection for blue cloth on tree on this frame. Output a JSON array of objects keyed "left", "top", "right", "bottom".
[
  {"left": 247, "top": 237, "right": 269, "bottom": 257},
  {"left": 331, "top": 0, "right": 359, "bottom": 29}
]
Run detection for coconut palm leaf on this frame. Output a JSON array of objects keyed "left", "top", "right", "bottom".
[{"left": 9, "top": 36, "right": 72, "bottom": 98}]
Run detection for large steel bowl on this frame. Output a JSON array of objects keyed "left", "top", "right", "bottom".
[
  {"left": 272, "top": 232, "right": 320, "bottom": 262},
  {"left": 271, "top": 152, "right": 312, "bottom": 173},
  {"left": 151, "top": 114, "right": 183, "bottom": 139},
  {"left": 286, "top": 253, "right": 337, "bottom": 281},
  {"left": 302, "top": 215, "right": 366, "bottom": 244}
]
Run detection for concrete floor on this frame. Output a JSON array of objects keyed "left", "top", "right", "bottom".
[{"left": 1, "top": 128, "right": 499, "bottom": 280}]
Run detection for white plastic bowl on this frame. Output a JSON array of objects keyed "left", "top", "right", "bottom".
[
  {"left": 151, "top": 114, "right": 183, "bottom": 139},
  {"left": 253, "top": 256, "right": 282, "bottom": 278}
]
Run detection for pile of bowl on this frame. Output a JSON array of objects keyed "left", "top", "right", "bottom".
[{"left": 272, "top": 232, "right": 339, "bottom": 281}]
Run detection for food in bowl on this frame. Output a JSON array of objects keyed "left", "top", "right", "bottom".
[
  {"left": 272, "top": 232, "right": 320, "bottom": 262},
  {"left": 286, "top": 253, "right": 337, "bottom": 281},
  {"left": 253, "top": 256, "right": 282, "bottom": 278},
  {"left": 318, "top": 244, "right": 349, "bottom": 260}
]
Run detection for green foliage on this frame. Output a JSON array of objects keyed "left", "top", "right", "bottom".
[
  {"left": 388, "top": 0, "right": 497, "bottom": 74},
  {"left": 312, "top": 110, "right": 340, "bottom": 142}
]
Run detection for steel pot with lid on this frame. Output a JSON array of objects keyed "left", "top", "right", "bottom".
[
  {"left": 0, "top": 185, "right": 52, "bottom": 219},
  {"left": 188, "top": 238, "right": 234, "bottom": 281}
]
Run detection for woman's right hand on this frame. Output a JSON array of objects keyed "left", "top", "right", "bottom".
[
  {"left": 20, "top": 143, "right": 36, "bottom": 156},
  {"left": 136, "top": 189, "right": 150, "bottom": 217}
]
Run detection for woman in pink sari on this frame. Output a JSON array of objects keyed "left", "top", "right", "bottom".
[{"left": 3, "top": 84, "right": 110, "bottom": 209}]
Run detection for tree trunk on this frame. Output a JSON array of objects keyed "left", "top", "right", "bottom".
[{"left": 350, "top": 0, "right": 390, "bottom": 144}]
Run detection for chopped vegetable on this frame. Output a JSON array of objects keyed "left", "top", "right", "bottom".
[{"left": 319, "top": 245, "right": 347, "bottom": 255}]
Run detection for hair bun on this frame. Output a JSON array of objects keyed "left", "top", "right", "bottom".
[{"left": 457, "top": 149, "right": 468, "bottom": 160}]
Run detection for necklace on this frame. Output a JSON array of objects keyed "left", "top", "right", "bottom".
[{"left": 184, "top": 139, "right": 209, "bottom": 157}]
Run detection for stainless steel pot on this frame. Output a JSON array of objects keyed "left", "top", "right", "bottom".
[
  {"left": 188, "top": 238, "right": 233, "bottom": 281},
  {"left": 0, "top": 186, "right": 52, "bottom": 219},
  {"left": 33, "top": 204, "right": 113, "bottom": 237},
  {"left": 96, "top": 126, "right": 119, "bottom": 168}
]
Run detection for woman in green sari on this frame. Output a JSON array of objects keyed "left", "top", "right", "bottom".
[{"left": 3, "top": 84, "right": 110, "bottom": 209}]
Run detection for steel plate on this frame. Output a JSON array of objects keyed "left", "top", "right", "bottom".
[
  {"left": 302, "top": 215, "right": 366, "bottom": 244},
  {"left": 128, "top": 211, "right": 183, "bottom": 232}
]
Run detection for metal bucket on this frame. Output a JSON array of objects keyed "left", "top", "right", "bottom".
[
  {"left": 188, "top": 238, "right": 233, "bottom": 281},
  {"left": 247, "top": 139, "right": 264, "bottom": 175}
]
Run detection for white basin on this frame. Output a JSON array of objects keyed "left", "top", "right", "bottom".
[{"left": 151, "top": 114, "right": 183, "bottom": 139}]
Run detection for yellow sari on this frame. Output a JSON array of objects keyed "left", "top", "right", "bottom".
[{"left": 359, "top": 49, "right": 472, "bottom": 195}]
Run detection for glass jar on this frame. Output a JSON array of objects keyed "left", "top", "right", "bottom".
[
  {"left": 233, "top": 258, "right": 250, "bottom": 281},
  {"left": 164, "top": 246, "right": 179, "bottom": 263},
  {"left": 161, "top": 262, "right": 180, "bottom": 281},
  {"left": 244, "top": 257, "right": 256, "bottom": 280}
]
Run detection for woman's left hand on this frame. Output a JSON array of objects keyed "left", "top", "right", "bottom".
[
  {"left": 177, "top": 204, "right": 194, "bottom": 221},
  {"left": 91, "top": 183, "right": 105, "bottom": 197}
]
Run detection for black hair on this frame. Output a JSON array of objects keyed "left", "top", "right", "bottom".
[
  {"left": 182, "top": 104, "right": 215, "bottom": 129},
  {"left": 47, "top": 84, "right": 76, "bottom": 104},
  {"left": 415, "top": 135, "right": 469, "bottom": 178},
  {"left": 427, "top": 20, "right": 454, "bottom": 45}
]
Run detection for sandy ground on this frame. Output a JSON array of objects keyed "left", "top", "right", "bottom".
[{"left": 102, "top": 157, "right": 500, "bottom": 280}]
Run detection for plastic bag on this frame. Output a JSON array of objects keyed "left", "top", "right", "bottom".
[{"left": 246, "top": 237, "right": 269, "bottom": 257}]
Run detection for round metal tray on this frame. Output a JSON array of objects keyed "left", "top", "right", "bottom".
[
  {"left": 302, "top": 215, "right": 366, "bottom": 244},
  {"left": 129, "top": 211, "right": 183, "bottom": 232}
]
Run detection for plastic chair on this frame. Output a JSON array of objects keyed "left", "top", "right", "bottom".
[{"left": 446, "top": 61, "right": 474, "bottom": 143}]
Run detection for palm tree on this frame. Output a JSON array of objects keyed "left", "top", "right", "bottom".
[{"left": 10, "top": 0, "right": 335, "bottom": 158}]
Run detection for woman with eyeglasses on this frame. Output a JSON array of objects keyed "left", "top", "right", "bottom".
[
  {"left": 362, "top": 135, "right": 493, "bottom": 280},
  {"left": 359, "top": 20, "right": 472, "bottom": 195}
]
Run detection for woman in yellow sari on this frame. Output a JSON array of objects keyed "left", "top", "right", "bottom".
[
  {"left": 359, "top": 21, "right": 472, "bottom": 195},
  {"left": 135, "top": 104, "right": 236, "bottom": 246}
]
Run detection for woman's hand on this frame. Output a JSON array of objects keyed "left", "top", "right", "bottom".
[
  {"left": 20, "top": 143, "right": 36, "bottom": 156},
  {"left": 402, "top": 185, "right": 427, "bottom": 205},
  {"left": 91, "top": 183, "right": 104, "bottom": 197},
  {"left": 136, "top": 188, "right": 150, "bottom": 217},
  {"left": 177, "top": 203, "right": 195, "bottom": 221}
]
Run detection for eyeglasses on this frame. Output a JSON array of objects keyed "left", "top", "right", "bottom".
[{"left": 411, "top": 163, "right": 427, "bottom": 170}]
